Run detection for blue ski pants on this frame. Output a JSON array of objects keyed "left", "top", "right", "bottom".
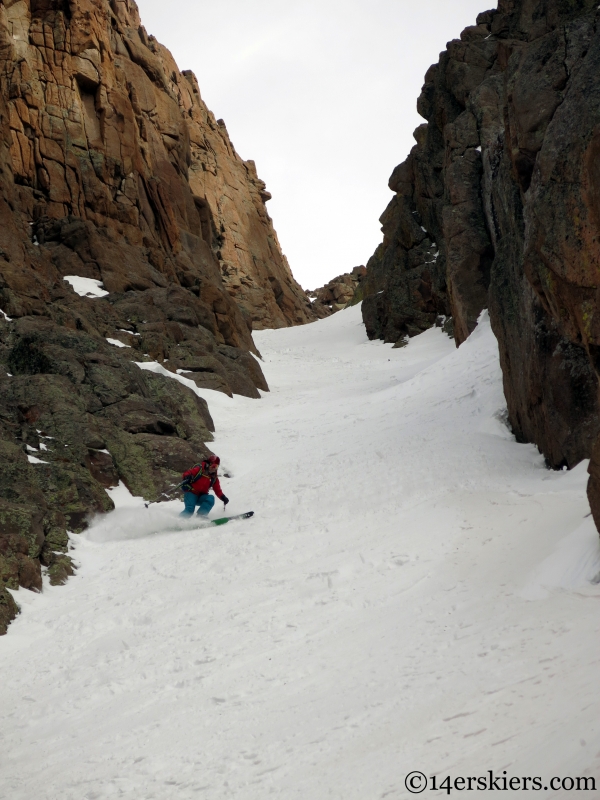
[{"left": 181, "top": 492, "right": 215, "bottom": 517}]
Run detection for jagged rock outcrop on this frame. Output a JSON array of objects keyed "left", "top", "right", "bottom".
[
  {"left": 214, "top": 154, "right": 315, "bottom": 330},
  {"left": 0, "top": 0, "right": 314, "bottom": 330},
  {"left": 361, "top": 146, "right": 450, "bottom": 344},
  {"left": 362, "top": 1, "right": 600, "bottom": 525},
  {"left": 0, "top": 0, "right": 313, "bottom": 630},
  {"left": 307, "top": 266, "right": 366, "bottom": 318}
]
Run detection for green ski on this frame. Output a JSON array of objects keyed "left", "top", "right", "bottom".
[{"left": 210, "top": 511, "right": 254, "bottom": 527}]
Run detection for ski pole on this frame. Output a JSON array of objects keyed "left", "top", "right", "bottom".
[{"left": 144, "top": 483, "right": 183, "bottom": 509}]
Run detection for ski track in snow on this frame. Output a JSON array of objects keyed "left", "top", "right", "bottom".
[{"left": 1, "top": 306, "right": 600, "bottom": 799}]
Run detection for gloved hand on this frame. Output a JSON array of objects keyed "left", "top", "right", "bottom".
[{"left": 222, "top": 495, "right": 229, "bottom": 506}]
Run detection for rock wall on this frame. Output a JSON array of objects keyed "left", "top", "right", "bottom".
[
  {"left": 307, "top": 266, "right": 366, "bottom": 318},
  {"left": 0, "top": 0, "right": 314, "bottom": 330},
  {"left": 362, "top": 0, "right": 600, "bottom": 528},
  {"left": 0, "top": 0, "right": 314, "bottom": 631}
]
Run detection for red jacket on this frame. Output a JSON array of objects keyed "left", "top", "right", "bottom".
[{"left": 183, "top": 463, "right": 225, "bottom": 499}]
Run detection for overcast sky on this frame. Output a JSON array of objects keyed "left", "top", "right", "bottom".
[{"left": 135, "top": 0, "right": 493, "bottom": 289}]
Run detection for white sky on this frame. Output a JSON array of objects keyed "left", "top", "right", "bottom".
[{"left": 135, "top": 0, "right": 493, "bottom": 289}]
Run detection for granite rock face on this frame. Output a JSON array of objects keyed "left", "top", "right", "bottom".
[
  {"left": 0, "top": 0, "right": 313, "bottom": 627},
  {"left": 307, "top": 266, "right": 366, "bottom": 318},
  {"left": 360, "top": 116, "right": 461, "bottom": 346},
  {"left": 0, "top": 0, "right": 314, "bottom": 330},
  {"left": 362, "top": 0, "right": 600, "bottom": 528}
]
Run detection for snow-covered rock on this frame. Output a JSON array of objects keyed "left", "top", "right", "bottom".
[{"left": 63, "top": 276, "right": 109, "bottom": 298}]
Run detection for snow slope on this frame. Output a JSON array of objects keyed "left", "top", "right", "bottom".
[{"left": 1, "top": 306, "right": 599, "bottom": 799}]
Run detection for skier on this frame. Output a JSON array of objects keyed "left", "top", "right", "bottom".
[{"left": 180, "top": 455, "right": 229, "bottom": 517}]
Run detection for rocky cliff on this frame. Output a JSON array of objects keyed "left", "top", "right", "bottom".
[
  {"left": 307, "top": 266, "right": 366, "bottom": 318},
  {"left": 0, "top": 0, "right": 315, "bottom": 632},
  {"left": 362, "top": 0, "right": 600, "bottom": 533}
]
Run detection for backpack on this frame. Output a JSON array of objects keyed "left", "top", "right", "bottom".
[
  {"left": 180, "top": 463, "right": 204, "bottom": 493},
  {"left": 180, "top": 462, "right": 217, "bottom": 493}
]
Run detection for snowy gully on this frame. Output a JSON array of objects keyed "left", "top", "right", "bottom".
[{"left": 2, "top": 307, "right": 599, "bottom": 799}]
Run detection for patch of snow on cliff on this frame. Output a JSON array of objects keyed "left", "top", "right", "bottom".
[
  {"left": 63, "top": 275, "right": 109, "bottom": 298},
  {"left": 136, "top": 360, "right": 238, "bottom": 410},
  {"left": 26, "top": 454, "right": 48, "bottom": 465}
]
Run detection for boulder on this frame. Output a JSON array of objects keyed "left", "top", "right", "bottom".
[{"left": 307, "top": 267, "right": 367, "bottom": 318}]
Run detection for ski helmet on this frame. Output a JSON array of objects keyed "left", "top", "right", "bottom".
[{"left": 208, "top": 455, "right": 220, "bottom": 466}]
